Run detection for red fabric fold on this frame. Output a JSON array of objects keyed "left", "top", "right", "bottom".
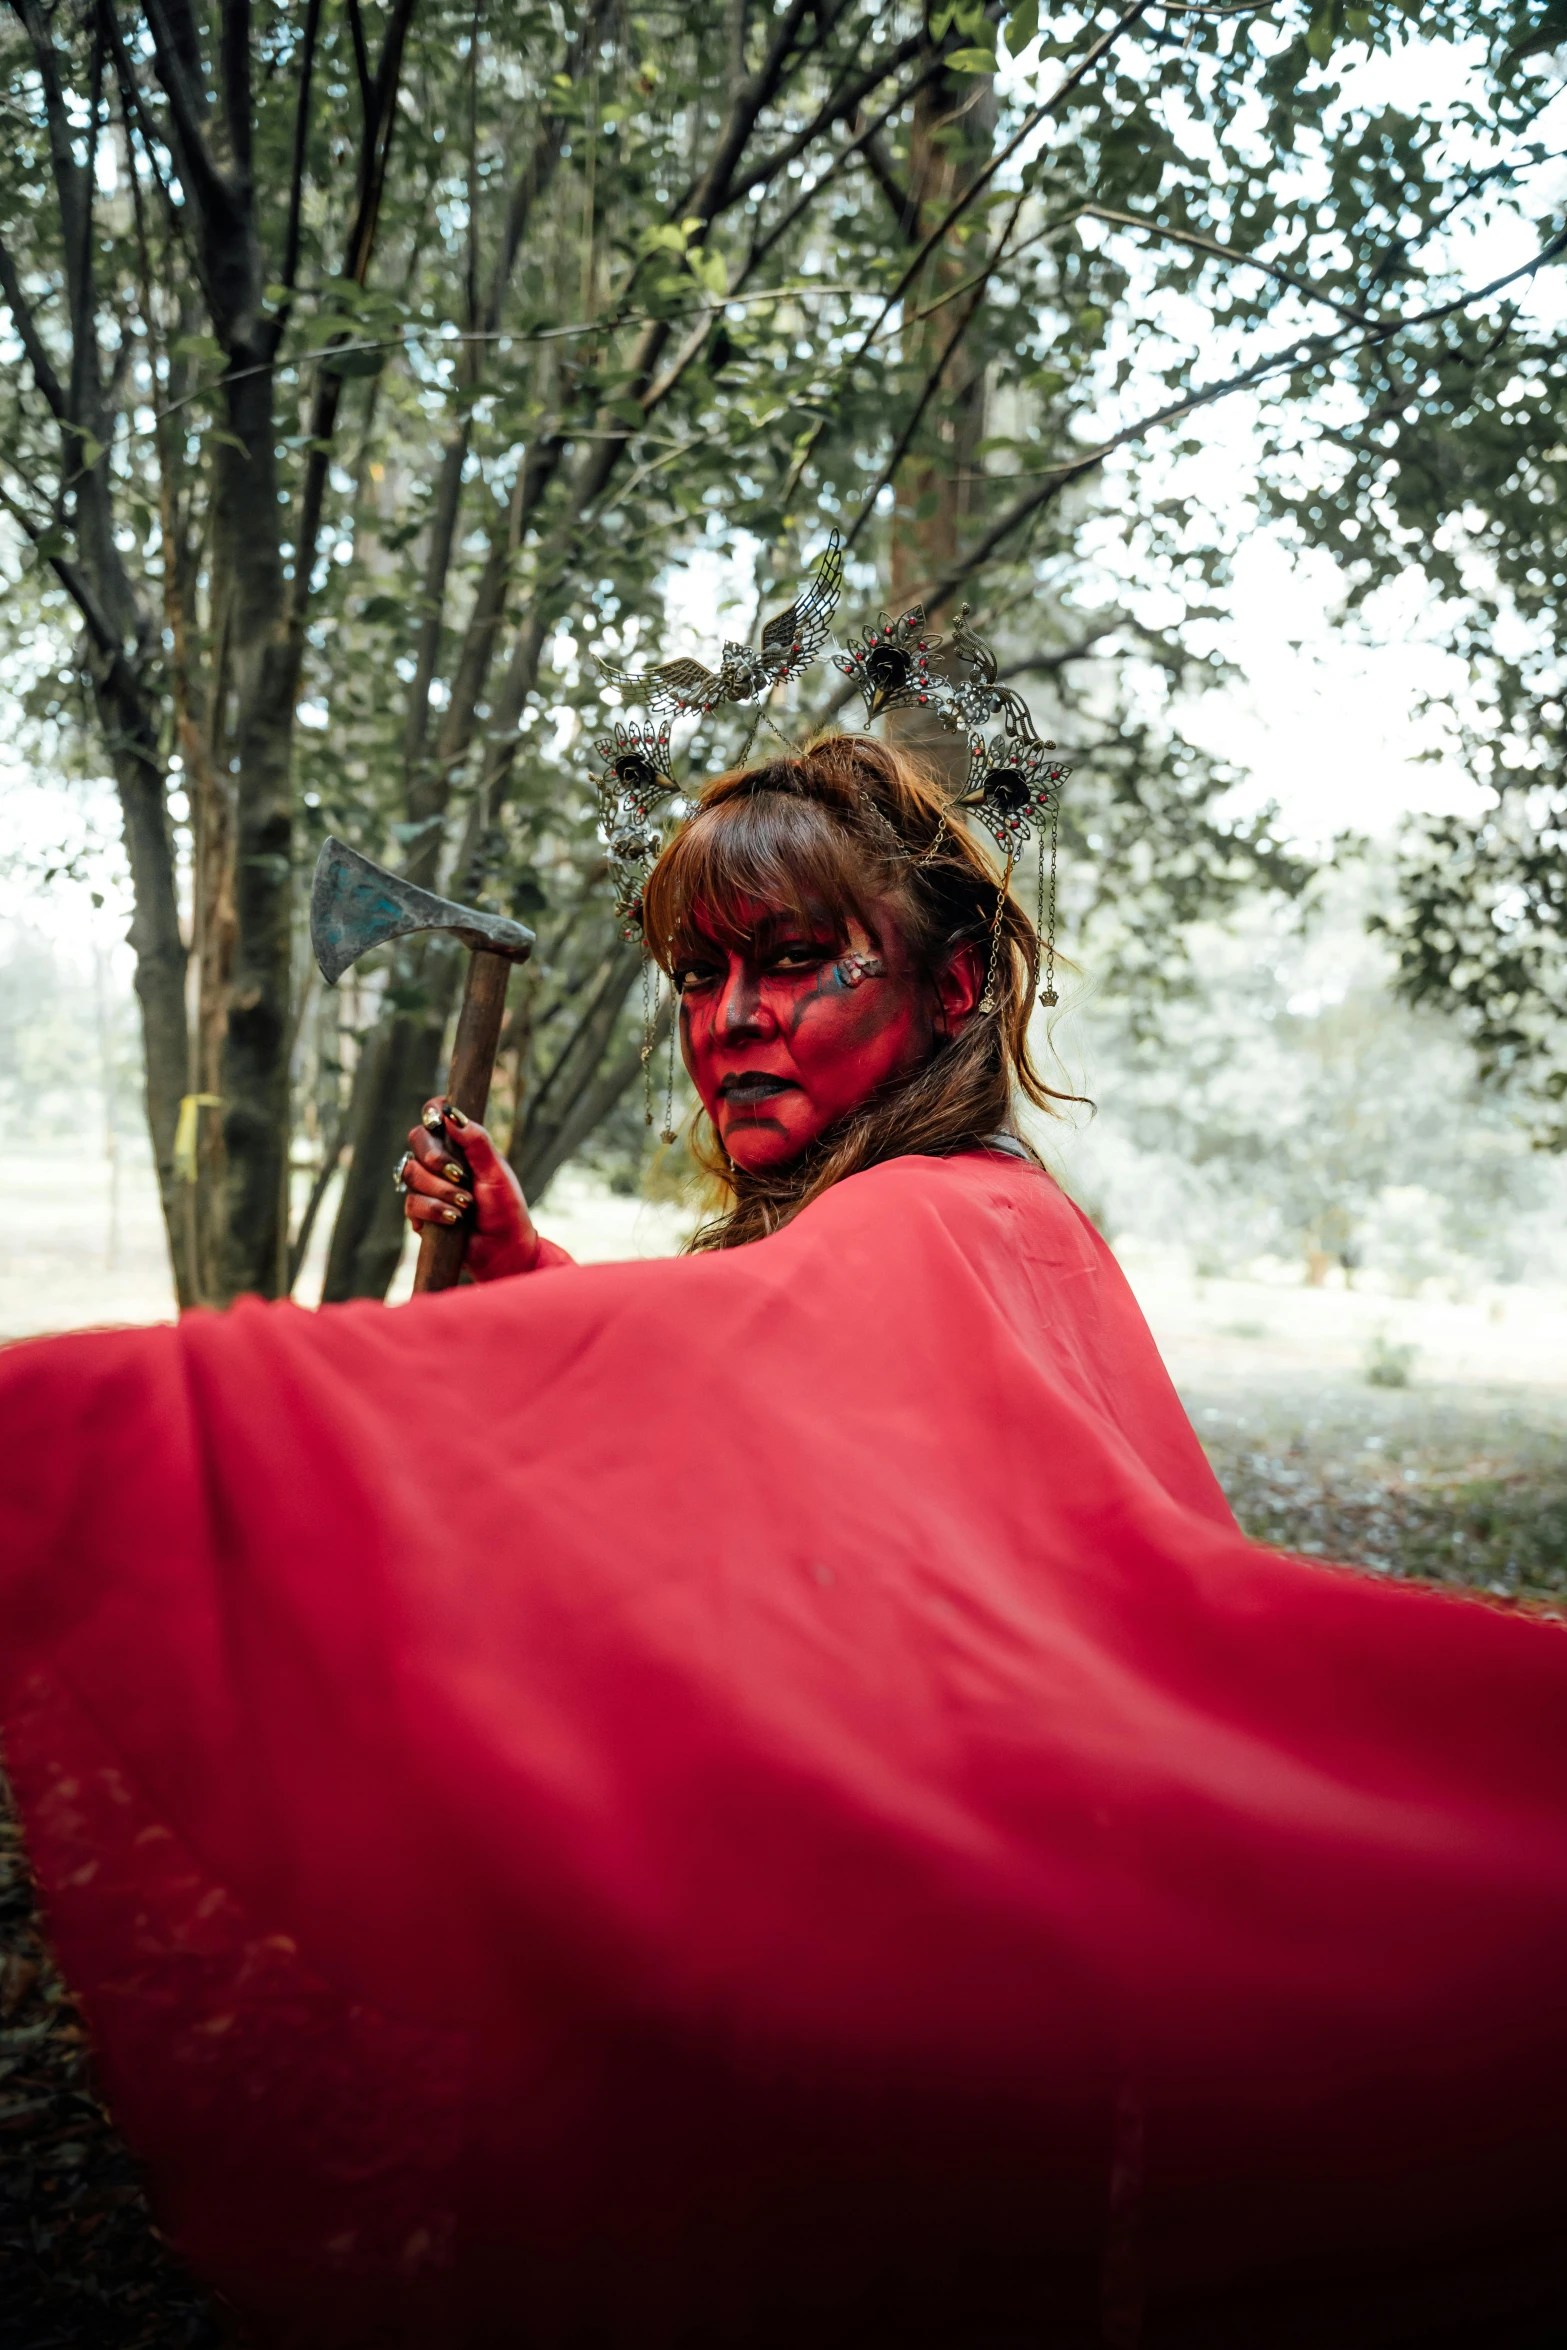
[{"left": 2, "top": 1152, "right": 1564, "bottom": 2347}]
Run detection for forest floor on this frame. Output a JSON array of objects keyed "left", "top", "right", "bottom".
[{"left": 2, "top": 1165, "right": 1565, "bottom": 2341}]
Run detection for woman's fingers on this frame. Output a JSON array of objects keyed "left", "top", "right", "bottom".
[
  {"left": 404, "top": 1189, "right": 467, "bottom": 1228},
  {"left": 402, "top": 1153, "right": 472, "bottom": 1208},
  {"left": 408, "top": 1118, "right": 471, "bottom": 1187}
]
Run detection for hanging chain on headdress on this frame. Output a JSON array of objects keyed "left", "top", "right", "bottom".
[
  {"left": 660, "top": 979, "right": 680, "bottom": 1147},
  {"left": 639, "top": 952, "right": 656, "bottom": 1127},
  {"left": 1038, "top": 795, "right": 1060, "bottom": 1009},
  {"left": 979, "top": 852, "right": 1014, "bottom": 1017}
]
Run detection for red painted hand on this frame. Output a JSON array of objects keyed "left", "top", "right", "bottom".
[{"left": 400, "top": 1101, "right": 540, "bottom": 1281}]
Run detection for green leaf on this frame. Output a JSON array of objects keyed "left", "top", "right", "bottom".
[
  {"left": 170, "top": 332, "right": 224, "bottom": 367},
  {"left": 322, "top": 345, "right": 386, "bottom": 380},
  {"left": 1005, "top": 0, "right": 1039, "bottom": 54},
  {"left": 945, "top": 45, "right": 997, "bottom": 74},
  {"left": 691, "top": 246, "right": 729, "bottom": 298},
  {"left": 75, "top": 432, "right": 105, "bottom": 472},
  {"left": 1305, "top": 2, "right": 1338, "bottom": 61}
]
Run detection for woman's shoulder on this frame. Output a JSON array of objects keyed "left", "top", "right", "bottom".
[{"left": 799, "top": 1142, "right": 1095, "bottom": 1262}]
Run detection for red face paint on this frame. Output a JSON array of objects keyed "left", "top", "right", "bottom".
[{"left": 675, "top": 900, "right": 936, "bottom": 1172}]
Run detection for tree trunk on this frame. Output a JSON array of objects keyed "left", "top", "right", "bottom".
[
  {"left": 208, "top": 363, "right": 295, "bottom": 1300},
  {"left": 320, "top": 945, "right": 456, "bottom": 1301},
  {"left": 96, "top": 687, "right": 192, "bottom": 1302},
  {"left": 888, "top": 58, "right": 995, "bottom": 787}
]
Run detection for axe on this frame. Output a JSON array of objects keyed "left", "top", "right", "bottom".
[{"left": 310, "top": 837, "right": 534, "bottom": 1294}]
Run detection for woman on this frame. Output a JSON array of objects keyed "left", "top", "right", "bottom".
[
  {"left": 3, "top": 732, "right": 1567, "bottom": 2350},
  {"left": 396, "top": 734, "right": 1050, "bottom": 1269}
]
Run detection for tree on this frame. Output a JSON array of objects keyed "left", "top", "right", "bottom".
[
  {"left": 1170, "top": 2, "right": 1567, "bottom": 1141},
  {"left": 4, "top": 0, "right": 1550, "bottom": 1307}
]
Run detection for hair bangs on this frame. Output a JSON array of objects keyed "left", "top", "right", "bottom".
[{"left": 643, "top": 784, "right": 881, "bottom": 966}]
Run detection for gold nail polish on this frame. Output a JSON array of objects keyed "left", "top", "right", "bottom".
[
  {"left": 452, "top": 1192, "right": 473, "bottom": 1209},
  {"left": 444, "top": 1162, "right": 465, "bottom": 1184},
  {"left": 441, "top": 1207, "right": 459, "bottom": 1223}
]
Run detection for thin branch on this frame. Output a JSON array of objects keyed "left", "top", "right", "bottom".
[
  {"left": 846, "top": 183, "right": 1031, "bottom": 551},
  {"left": 857, "top": 126, "right": 914, "bottom": 234},
  {"left": 784, "top": 0, "right": 1155, "bottom": 501},
  {"left": 98, "top": 0, "right": 187, "bottom": 255},
  {"left": 916, "top": 218, "right": 1567, "bottom": 624},
  {"left": 149, "top": 287, "right": 878, "bottom": 424},
  {"left": 139, "top": 0, "right": 229, "bottom": 222},
  {"left": 0, "top": 478, "right": 155, "bottom": 746},
  {"left": 0, "top": 232, "right": 71, "bottom": 420},
  {"left": 483, "top": 0, "right": 619, "bottom": 335},
  {"left": 286, "top": 0, "right": 419, "bottom": 630},
  {"left": 685, "top": 0, "right": 828, "bottom": 223},
  {"left": 344, "top": 0, "right": 374, "bottom": 124},
  {"left": 269, "top": 0, "right": 324, "bottom": 351},
  {"left": 725, "top": 26, "right": 926, "bottom": 206},
  {"left": 287, "top": 1110, "right": 347, "bottom": 1289},
  {"left": 869, "top": 4, "right": 1154, "bottom": 339},
  {"left": 1082, "top": 203, "right": 1376, "bottom": 325},
  {"left": 742, "top": 59, "right": 949, "bottom": 277}
]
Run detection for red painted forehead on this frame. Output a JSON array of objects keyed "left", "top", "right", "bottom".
[{"left": 684, "top": 893, "right": 844, "bottom": 953}]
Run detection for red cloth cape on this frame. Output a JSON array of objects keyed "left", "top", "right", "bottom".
[{"left": 2, "top": 1152, "right": 1565, "bottom": 2347}]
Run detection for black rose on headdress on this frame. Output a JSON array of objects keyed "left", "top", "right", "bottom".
[
  {"left": 834, "top": 607, "right": 945, "bottom": 724},
  {"left": 592, "top": 721, "right": 678, "bottom": 940},
  {"left": 593, "top": 720, "right": 675, "bottom": 820},
  {"left": 961, "top": 729, "right": 1071, "bottom": 857}
]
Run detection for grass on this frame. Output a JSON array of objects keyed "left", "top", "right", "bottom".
[{"left": 1191, "top": 1381, "right": 1567, "bottom": 1601}]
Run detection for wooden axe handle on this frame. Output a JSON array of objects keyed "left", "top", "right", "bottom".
[{"left": 413, "top": 947, "right": 515, "bottom": 1295}]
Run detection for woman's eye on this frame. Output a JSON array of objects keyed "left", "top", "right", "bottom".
[
  {"left": 770, "top": 943, "right": 830, "bottom": 972},
  {"left": 675, "top": 966, "right": 717, "bottom": 994}
]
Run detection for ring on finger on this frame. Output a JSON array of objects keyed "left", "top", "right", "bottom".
[{"left": 392, "top": 1150, "right": 414, "bottom": 1195}]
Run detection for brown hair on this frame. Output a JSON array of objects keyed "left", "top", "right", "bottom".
[{"left": 640, "top": 731, "right": 1071, "bottom": 1251}]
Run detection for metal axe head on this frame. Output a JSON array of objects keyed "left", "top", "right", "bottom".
[{"left": 309, "top": 837, "right": 535, "bottom": 986}]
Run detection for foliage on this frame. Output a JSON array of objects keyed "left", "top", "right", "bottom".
[
  {"left": 1162, "top": 3, "right": 1567, "bottom": 1138},
  {"left": 1059, "top": 861, "right": 1567, "bottom": 1284},
  {"left": 2, "top": 0, "right": 1560, "bottom": 1301}
]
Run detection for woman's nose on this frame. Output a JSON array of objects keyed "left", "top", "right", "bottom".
[{"left": 716, "top": 961, "right": 774, "bottom": 1040}]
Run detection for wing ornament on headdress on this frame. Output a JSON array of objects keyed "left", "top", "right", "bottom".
[
  {"left": 593, "top": 532, "right": 845, "bottom": 717},
  {"left": 832, "top": 605, "right": 945, "bottom": 723},
  {"left": 932, "top": 606, "right": 1041, "bottom": 741}
]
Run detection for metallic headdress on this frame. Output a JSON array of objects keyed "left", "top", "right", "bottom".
[
  {"left": 594, "top": 532, "right": 846, "bottom": 717},
  {"left": 584, "top": 546, "right": 1069, "bottom": 1015}
]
